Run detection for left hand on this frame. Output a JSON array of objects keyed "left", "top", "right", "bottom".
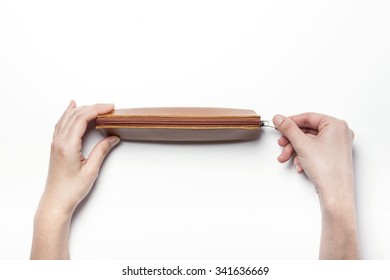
[{"left": 41, "top": 100, "right": 120, "bottom": 215}]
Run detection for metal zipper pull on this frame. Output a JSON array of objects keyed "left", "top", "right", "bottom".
[{"left": 261, "top": 120, "right": 277, "bottom": 130}]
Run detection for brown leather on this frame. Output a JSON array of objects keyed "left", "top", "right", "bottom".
[{"left": 96, "top": 107, "right": 261, "bottom": 142}]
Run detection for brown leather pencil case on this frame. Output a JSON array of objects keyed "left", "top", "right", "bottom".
[{"left": 96, "top": 107, "right": 262, "bottom": 142}]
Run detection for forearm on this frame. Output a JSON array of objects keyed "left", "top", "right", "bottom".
[
  {"left": 30, "top": 197, "right": 73, "bottom": 260},
  {"left": 318, "top": 180, "right": 359, "bottom": 259}
]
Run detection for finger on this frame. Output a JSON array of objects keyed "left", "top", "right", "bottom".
[
  {"left": 294, "top": 156, "right": 303, "bottom": 173},
  {"left": 306, "top": 133, "right": 316, "bottom": 139},
  {"left": 278, "top": 128, "right": 318, "bottom": 147},
  {"left": 301, "top": 127, "right": 319, "bottom": 136},
  {"left": 85, "top": 136, "right": 120, "bottom": 176},
  {"left": 278, "top": 135, "right": 290, "bottom": 147},
  {"left": 53, "top": 100, "right": 76, "bottom": 138},
  {"left": 278, "top": 129, "right": 316, "bottom": 147},
  {"left": 273, "top": 115, "right": 307, "bottom": 151},
  {"left": 65, "top": 103, "right": 114, "bottom": 140},
  {"left": 277, "top": 143, "right": 295, "bottom": 163},
  {"left": 289, "top": 112, "right": 329, "bottom": 130}
]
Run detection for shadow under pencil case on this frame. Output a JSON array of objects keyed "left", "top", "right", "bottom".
[{"left": 96, "top": 107, "right": 263, "bottom": 142}]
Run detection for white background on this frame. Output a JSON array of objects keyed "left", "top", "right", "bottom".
[{"left": 0, "top": 0, "right": 389, "bottom": 259}]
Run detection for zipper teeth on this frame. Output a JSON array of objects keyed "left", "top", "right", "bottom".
[
  {"left": 96, "top": 125, "right": 260, "bottom": 130},
  {"left": 96, "top": 118, "right": 260, "bottom": 126}
]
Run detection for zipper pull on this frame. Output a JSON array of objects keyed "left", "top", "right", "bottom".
[{"left": 261, "top": 120, "right": 277, "bottom": 130}]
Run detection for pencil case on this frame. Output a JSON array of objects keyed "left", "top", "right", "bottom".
[{"left": 96, "top": 107, "right": 264, "bottom": 142}]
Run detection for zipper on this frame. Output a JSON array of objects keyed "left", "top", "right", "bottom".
[
  {"left": 261, "top": 120, "right": 277, "bottom": 129},
  {"left": 96, "top": 117, "right": 261, "bottom": 126}
]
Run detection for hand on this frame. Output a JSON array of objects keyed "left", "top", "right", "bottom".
[
  {"left": 273, "top": 113, "right": 354, "bottom": 202},
  {"left": 31, "top": 101, "right": 120, "bottom": 259},
  {"left": 43, "top": 100, "right": 120, "bottom": 215},
  {"left": 273, "top": 113, "right": 359, "bottom": 259}
]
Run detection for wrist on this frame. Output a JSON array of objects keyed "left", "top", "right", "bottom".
[
  {"left": 315, "top": 169, "right": 355, "bottom": 205},
  {"left": 32, "top": 196, "right": 72, "bottom": 260},
  {"left": 316, "top": 177, "right": 357, "bottom": 225},
  {"left": 34, "top": 205, "right": 72, "bottom": 230},
  {"left": 36, "top": 191, "right": 76, "bottom": 221}
]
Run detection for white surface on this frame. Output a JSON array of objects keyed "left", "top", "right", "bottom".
[{"left": 0, "top": 0, "right": 389, "bottom": 259}]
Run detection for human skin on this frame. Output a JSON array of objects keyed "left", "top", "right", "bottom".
[
  {"left": 30, "top": 101, "right": 120, "bottom": 259},
  {"left": 273, "top": 113, "right": 359, "bottom": 259}
]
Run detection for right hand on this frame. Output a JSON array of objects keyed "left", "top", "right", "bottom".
[{"left": 272, "top": 113, "right": 355, "bottom": 205}]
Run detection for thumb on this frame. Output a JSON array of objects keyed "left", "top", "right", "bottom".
[
  {"left": 87, "top": 136, "right": 120, "bottom": 173},
  {"left": 273, "top": 115, "right": 306, "bottom": 151}
]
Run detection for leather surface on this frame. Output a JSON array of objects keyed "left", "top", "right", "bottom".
[
  {"left": 97, "top": 107, "right": 260, "bottom": 118},
  {"left": 99, "top": 127, "right": 261, "bottom": 142}
]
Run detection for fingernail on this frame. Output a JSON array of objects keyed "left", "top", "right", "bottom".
[
  {"left": 295, "top": 164, "right": 299, "bottom": 172},
  {"left": 109, "top": 136, "right": 120, "bottom": 147},
  {"left": 274, "top": 115, "right": 286, "bottom": 126}
]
